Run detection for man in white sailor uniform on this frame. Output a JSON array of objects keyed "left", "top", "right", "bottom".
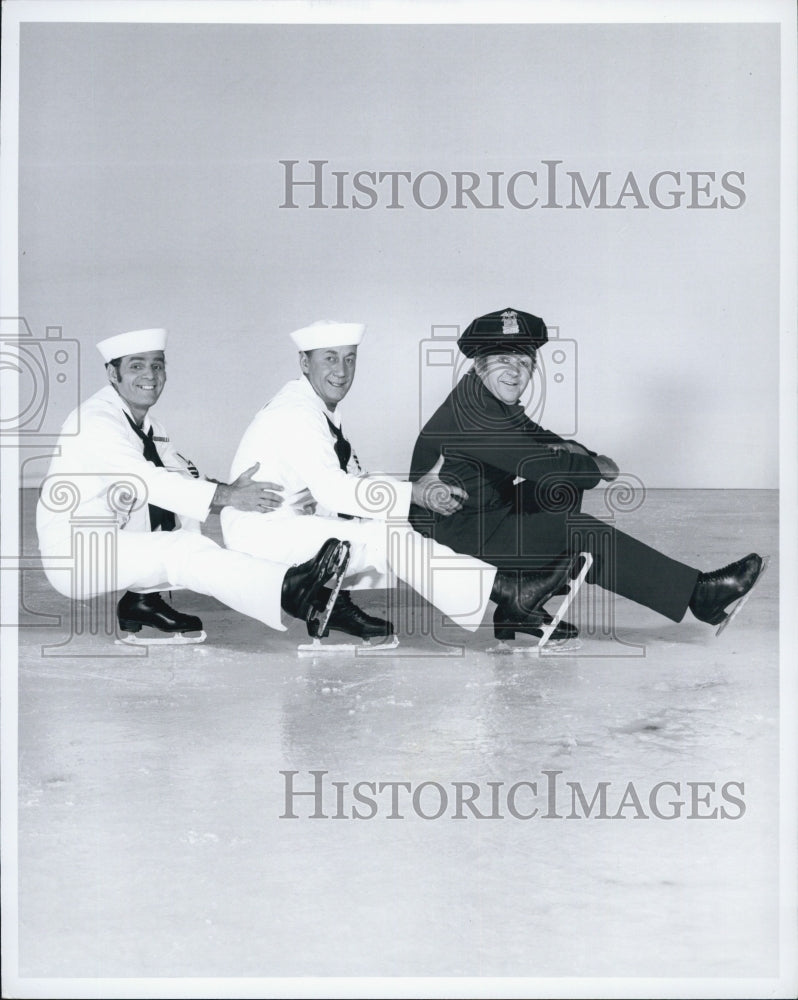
[
  {"left": 37, "top": 328, "right": 350, "bottom": 641},
  {"left": 221, "top": 320, "right": 579, "bottom": 643}
]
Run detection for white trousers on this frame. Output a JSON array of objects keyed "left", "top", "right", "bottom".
[
  {"left": 41, "top": 527, "right": 287, "bottom": 630},
  {"left": 223, "top": 514, "right": 497, "bottom": 632}
]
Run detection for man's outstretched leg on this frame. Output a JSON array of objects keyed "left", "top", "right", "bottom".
[{"left": 569, "top": 515, "right": 767, "bottom": 633}]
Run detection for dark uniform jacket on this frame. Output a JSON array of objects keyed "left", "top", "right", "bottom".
[{"left": 409, "top": 370, "right": 601, "bottom": 565}]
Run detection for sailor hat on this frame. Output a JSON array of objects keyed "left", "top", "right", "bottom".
[
  {"left": 289, "top": 320, "right": 366, "bottom": 352},
  {"left": 97, "top": 328, "right": 167, "bottom": 363},
  {"left": 457, "top": 308, "right": 547, "bottom": 359}
]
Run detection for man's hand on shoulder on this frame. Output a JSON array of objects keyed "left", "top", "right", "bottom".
[
  {"left": 412, "top": 473, "right": 468, "bottom": 517},
  {"left": 211, "top": 463, "right": 284, "bottom": 513}
]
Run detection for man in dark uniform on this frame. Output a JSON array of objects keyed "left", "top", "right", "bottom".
[{"left": 409, "top": 307, "right": 766, "bottom": 639}]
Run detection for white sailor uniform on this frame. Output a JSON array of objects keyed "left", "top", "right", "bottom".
[
  {"left": 37, "top": 385, "right": 289, "bottom": 630},
  {"left": 221, "top": 376, "right": 497, "bottom": 631}
]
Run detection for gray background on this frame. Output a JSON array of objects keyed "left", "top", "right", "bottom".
[{"left": 18, "top": 21, "right": 780, "bottom": 488}]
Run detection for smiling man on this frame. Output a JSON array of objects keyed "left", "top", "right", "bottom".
[
  {"left": 36, "top": 328, "right": 351, "bottom": 643},
  {"left": 409, "top": 306, "right": 767, "bottom": 640}
]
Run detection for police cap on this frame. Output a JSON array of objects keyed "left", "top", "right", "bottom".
[{"left": 457, "top": 308, "right": 547, "bottom": 359}]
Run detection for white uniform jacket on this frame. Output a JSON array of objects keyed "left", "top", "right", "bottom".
[
  {"left": 37, "top": 385, "right": 217, "bottom": 558},
  {"left": 222, "top": 376, "right": 413, "bottom": 538}
]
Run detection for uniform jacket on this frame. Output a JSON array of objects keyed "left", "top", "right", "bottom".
[
  {"left": 222, "top": 376, "right": 413, "bottom": 541},
  {"left": 409, "top": 369, "right": 602, "bottom": 558},
  {"left": 37, "top": 385, "right": 216, "bottom": 556}
]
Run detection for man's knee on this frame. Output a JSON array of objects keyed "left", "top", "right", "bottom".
[
  {"left": 517, "top": 479, "right": 584, "bottom": 515},
  {"left": 161, "top": 529, "right": 222, "bottom": 574}
]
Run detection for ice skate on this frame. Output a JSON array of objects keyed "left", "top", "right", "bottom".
[
  {"left": 297, "top": 590, "right": 400, "bottom": 655},
  {"left": 281, "top": 538, "right": 352, "bottom": 647},
  {"left": 689, "top": 552, "right": 769, "bottom": 635},
  {"left": 115, "top": 591, "right": 207, "bottom": 646},
  {"left": 488, "top": 553, "right": 591, "bottom": 654}
]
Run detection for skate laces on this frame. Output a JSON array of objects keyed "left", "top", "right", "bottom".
[{"left": 145, "top": 592, "right": 173, "bottom": 612}]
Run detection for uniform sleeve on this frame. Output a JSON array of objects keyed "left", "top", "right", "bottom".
[
  {"left": 62, "top": 408, "right": 217, "bottom": 522},
  {"left": 525, "top": 421, "right": 598, "bottom": 458},
  {"left": 443, "top": 424, "right": 602, "bottom": 490},
  {"left": 413, "top": 381, "right": 603, "bottom": 493},
  {"left": 273, "top": 406, "right": 412, "bottom": 520}
]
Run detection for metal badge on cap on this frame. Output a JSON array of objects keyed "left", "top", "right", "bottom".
[{"left": 501, "top": 310, "right": 520, "bottom": 335}]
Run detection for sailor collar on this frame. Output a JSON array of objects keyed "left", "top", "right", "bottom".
[
  {"left": 297, "top": 373, "right": 344, "bottom": 428},
  {"left": 101, "top": 383, "right": 168, "bottom": 442}
]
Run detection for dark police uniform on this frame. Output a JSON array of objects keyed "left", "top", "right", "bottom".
[{"left": 409, "top": 308, "right": 699, "bottom": 622}]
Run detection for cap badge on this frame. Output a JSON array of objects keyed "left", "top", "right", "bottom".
[{"left": 501, "top": 310, "right": 519, "bottom": 335}]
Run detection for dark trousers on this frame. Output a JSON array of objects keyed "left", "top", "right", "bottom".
[{"left": 433, "top": 482, "right": 699, "bottom": 623}]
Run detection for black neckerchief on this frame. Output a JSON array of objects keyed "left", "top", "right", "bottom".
[
  {"left": 123, "top": 412, "right": 177, "bottom": 532},
  {"left": 325, "top": 415, "right": 352, "bottom": 472}
]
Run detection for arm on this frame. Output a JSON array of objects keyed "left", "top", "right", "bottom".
[
  {"left": 70, "top": 410, "right": 283, "bottom": 520},
  {"left": 159, "top": 441, "right": 286, "bottom": 513},
  {"left": 532, "top": 428, "right": 619, "bottom": 481},
  {"left": 210, "top": 464, "right": 284, "bottom": 513},
  {"left": 288, "top": 410, "right": 414, "bottom": 519},
  {"left": 63, "top": 409, "right": 217, "bottom": 521},
  {"left": 450, "top": 432, "right": 604, "bottom": 490},
  {"left": 419, "top": 386, "right": 604, "bottom": 491}
]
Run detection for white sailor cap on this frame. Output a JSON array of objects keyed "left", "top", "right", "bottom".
[
  {"left": 96, "top": 328, "right": 167, "bottom": 363},
  {"left": 289, "top": 319, "right": 366, "bottom": 352}
]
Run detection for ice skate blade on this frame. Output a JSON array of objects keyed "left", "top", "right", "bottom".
[
  {"left": 715, "top": 554, "right": 770, "bottom": 636},
  {"left": 115, "top": 630, "right": 207, "bottom": 646},
  {"left": 537, "top": 551, "right": 592, "bottom": 648},
  {"left": 297, "top": 635, "right": 400, "bottom": 657},
  {"left": 488, "top": 637, "right": 582, "bottom": 655}
]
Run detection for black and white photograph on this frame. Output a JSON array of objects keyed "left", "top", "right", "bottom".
[{"left": 1, "top": 1, "right": 796, "bottom": 997}]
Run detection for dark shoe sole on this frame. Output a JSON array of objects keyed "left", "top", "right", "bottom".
[
  {"left": 493, "top": 624, "right": 578, "bottom": 642},
  {"left": 328, "top": 627, "right": 395, "bottom": 639},
  {"left": 118, "top": 618, "right": 204, "bottom": 636}
]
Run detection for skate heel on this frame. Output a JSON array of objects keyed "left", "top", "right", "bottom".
[
  {"left": 493, "top": 624, "right": 517, "bottom": 641},
  {"left": 492, "top": 609, "right": 544, "bottom": 642},
  {"left": 118, "top": 620, "right": 143, "bottom": 633}
]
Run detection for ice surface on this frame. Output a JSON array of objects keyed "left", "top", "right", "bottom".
[{"left": 14, "top": 489, "right": 780, "bottom": 978}]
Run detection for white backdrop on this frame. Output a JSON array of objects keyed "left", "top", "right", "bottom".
[{"left": 17, "top": 20, "right": 780, "bottom": 488}]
